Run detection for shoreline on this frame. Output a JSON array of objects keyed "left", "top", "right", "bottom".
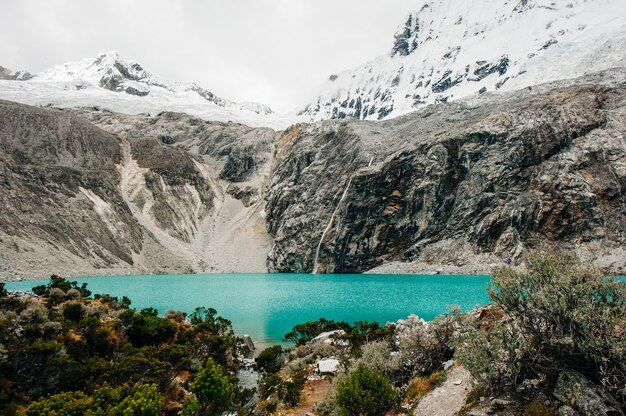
[{"left": 1, "top": 268, "right": 495, "bottom": 283}]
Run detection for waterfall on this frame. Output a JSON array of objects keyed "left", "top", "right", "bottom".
[
  {"left": 312, "top": 177, "right": 353, "bottom": 274},
  {"left": 312, "top": 157, "right": 373, "bottom": 274}
]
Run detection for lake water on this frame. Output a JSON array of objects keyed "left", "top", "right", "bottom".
[{"left": 5, "top": 273, "right": 491, "bottom": 347}]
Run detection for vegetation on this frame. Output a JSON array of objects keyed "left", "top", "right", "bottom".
[
  {"left": 457, "top": 251, "right": 626, "bottom": 407},
  {"left": 254, "top": 344, "right": 285, "bottom": 373},
  {"left": 283, "top": 317, "right": 350, "bottom": 345},
  {"left": 0, "top": 275, "right": 249, "bottom": 415},
  {"left": 335, "top": 364, "right": 398, "bottom": 416},
  {"left": 187, "top": 358, "right": 235, "bottom": 415},
  {"left": 1, "top": 251, "right": 623, "bottom": 415},
  {"left": 24, "top": 383, "right": 163, "bottom": 416}
]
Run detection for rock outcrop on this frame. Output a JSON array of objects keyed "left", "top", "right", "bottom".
[{"left": 266, "top": 69, "right": 626, "bottom": 273}]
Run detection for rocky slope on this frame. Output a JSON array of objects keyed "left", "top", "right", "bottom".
[
  {"left": 266, "top": 69, "right": 626, "bottom": 274},
  {"left": 299, "top": 0, "right": 626, "bottom": 122},
  {"left": 0, "top": 101, "right": 275, "bottom": 280},
  {"left": 0, "top": 69, "right": 624, "bottom": 279}
]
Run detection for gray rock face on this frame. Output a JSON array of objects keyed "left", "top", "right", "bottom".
[
  {"left": 0, "top": 66, "right": 33, "bottom": 81},
  {"left": 0, "top": 69, "right": 624, "bottom": 279},
  {"left": 0, "top": 100, "right": 142, "bottom": 270},
  {"left": 553, "top": 370, "right": 624, "bottom": 416},
  {"left": 0, "top": 102, "right": 274, "bottom": 279},
  {"left": 266, "top": 70, "right": 626, "bottom": 273}
]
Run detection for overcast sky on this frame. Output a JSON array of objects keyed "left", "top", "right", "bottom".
[{"left": 0, "top": 0, "right": 416, "bottom": 112}]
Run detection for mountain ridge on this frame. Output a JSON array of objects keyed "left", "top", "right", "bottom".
[
  {"left": 299, "top": 0, "right": 626, "bottom": 121},
  {"left": 0, "top": 51, "right": 294, "bottom": 129}
]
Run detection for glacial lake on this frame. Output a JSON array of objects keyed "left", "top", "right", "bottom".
[{"left": 6, "top": 273, "right": 492, "bottom": 347}]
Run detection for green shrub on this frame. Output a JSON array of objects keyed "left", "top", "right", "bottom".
[
  {"left": 336, "top": 364, "right": 398, "bottom": 416},
  {"left": 32, "top": 275, "right": 91, "bottom": 298},
  {"left": 189, "top": 307, "right": 233, "bottom": 336},
  {"left": 458, "top": 251, "right": 626, "bottom": 406},
  {"left": 255, "top": 345, "right": 285, "bottom": 374},
  {"left": 23, "top": 383, "right": 163, "bottom": 415},
  {"left": 121, "top": 310, "right": 177, "bottom": 347},
  {"left": 258, "top": 372, "right": 282, "bottom": 398},
  {"left": 0, "top": 282, "right": 7, "bottom": 298},
  {"left": 284, "top": 318, "right": 350, "bottom": 346},
  {"left": 62, "top": 302, "right": 86, "bottom": 323},
  {"left": 278, "top": 373, "right": 306, "bottom": 406},
  {"left": 189, "top": 357, "right": 235, "bottom": 415},
  {"left": 344, "top": 321, "right": 395, "bottom": 350}
]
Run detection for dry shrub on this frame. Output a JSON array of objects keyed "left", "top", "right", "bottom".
[
  {"left": 406, "top": 371, "right": 445, "bottom": 404},
  {"left": 523, "top": 401, "right": 557, "bottom": 416}
]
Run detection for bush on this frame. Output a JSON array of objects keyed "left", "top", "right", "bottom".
[
  {"left": 336, "top": 364, "right": 398, "bottom": 416},
  {"left": 255, "top": 345, "right": 285, "bottom": 374},
  {"left": 278, "top": 373, "right": 306, "bottom": 406},
  {"left": 343, "top": 321, "right": 395, "bottom": 350},
  {"left": 258, "top": 372, "right": 282, "bottom": 398},
  {"left": 0, "top": 282, "right": 8, "bottom": 298},
  {"left": 189, "top": 307, "right": 233, "bottom": 336},
  {"left": 62, "top": 302, "right": 86, "bottom": 323},
  {"left": 32, "top": 275, "right": 91, "bottom": 298},
  {"left": 397, "top": 312, "right": 456, "bottom": 378},
  {"left": 458, "top": 251, "right": 626, "bottom": 406},
  {"left": 284, "top": 318, "right": 350, "bottom": 346},
  {"left": 120, "top": 310, "right": 177, "bottom": 347},
  {"left": 406, "top": 371, "right": 445, "bottom": 404},
  {"left": 23, "top": 383, "right": 163, "bottom": 415},
  {"left": 189, "top": 357, "right": 235, "bottom": 415},
  {"left": 354, "top": 341, "right": 400, "bottom": 375}
]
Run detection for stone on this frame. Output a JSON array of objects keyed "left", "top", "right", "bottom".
[
  {"left": 317, "top": 358, "right": 340, "bottom": 374},
  {"left": 241, "top": 335, "right": 255, "bottom": 351},
  {"left": 312, "top": 329, "right": 346, "bottom": 345},
  {"left": 553, "top": 369, "right": 624, "bottom": 416},
  {"left": 557, "top": 406, "right": 581, "bottom": 416},
  {"left": 490, "top": 398, "right": 511, "bottom": 410}
]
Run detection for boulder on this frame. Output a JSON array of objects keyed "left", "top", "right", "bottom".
[
  {"left": 241, "top": 335, "right": 255, "bottom": 351},
  {"left": 312, "top": 329, "right": 346, "bottom": 345},
  {"left": 317, "top": 358, "right": 340, "bottom": 374},
  {"left": 553, "top": 370, "right": 623, "bottom": 416}
]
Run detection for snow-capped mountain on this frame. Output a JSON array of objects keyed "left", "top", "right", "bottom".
[
  {"left": 0, "top": 52, "right": 294, "bottom": 128},
  {"left": 299, "top": 0, "right": 626, "bottom": 121}
]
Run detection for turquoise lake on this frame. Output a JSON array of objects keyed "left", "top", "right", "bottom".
[{"left": 5, "top": 274, "right": 491, "bottom": 347}]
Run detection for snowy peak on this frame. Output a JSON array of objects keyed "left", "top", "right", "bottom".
[
  {"left": 35, "top": 52, "right": 252, "bottom": 105},
  {"left": 300, "top": 0, "right": 626, "bottom": 121},
  {"left": 0, "top": 65, "right": 33, "bottom": 81},
  {"left": 0, "top": 52, "right": 288, "bottom": 127}
]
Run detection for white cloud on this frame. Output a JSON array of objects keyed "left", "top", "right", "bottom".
[{"left": 0, "top": 0, "right": 416, "bottom": 112}]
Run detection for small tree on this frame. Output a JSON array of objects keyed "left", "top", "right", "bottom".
[
  {"left": 190, "top": 357, "right": 235, "bottom": 415},
  {"left": 255, "top": 345, "right": 285, "bottom": 374},
  {"left": 336, "top": 364, "right": 398, "bottom": 416}
]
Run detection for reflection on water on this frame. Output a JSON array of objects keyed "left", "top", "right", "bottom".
[{"left": 6, "top": 273, "right": 492, "bottom": 345}]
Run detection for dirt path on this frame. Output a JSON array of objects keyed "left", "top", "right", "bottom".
[
  {"left": 282, "top": 379, "right": 333, "bottom": 416},
  {"left": 414, "top": 365, "right": 473, "bottom": 416}
]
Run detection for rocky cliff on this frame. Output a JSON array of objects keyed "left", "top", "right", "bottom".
[
  {"left": 0, "top": 102, "right": 275, "bottom": 279},
  {"left": 267, "top": 69, "right": 626, "bottom": 274},
  {"left": 0, "top": 69, "right": 624, "bottom": 279}
]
